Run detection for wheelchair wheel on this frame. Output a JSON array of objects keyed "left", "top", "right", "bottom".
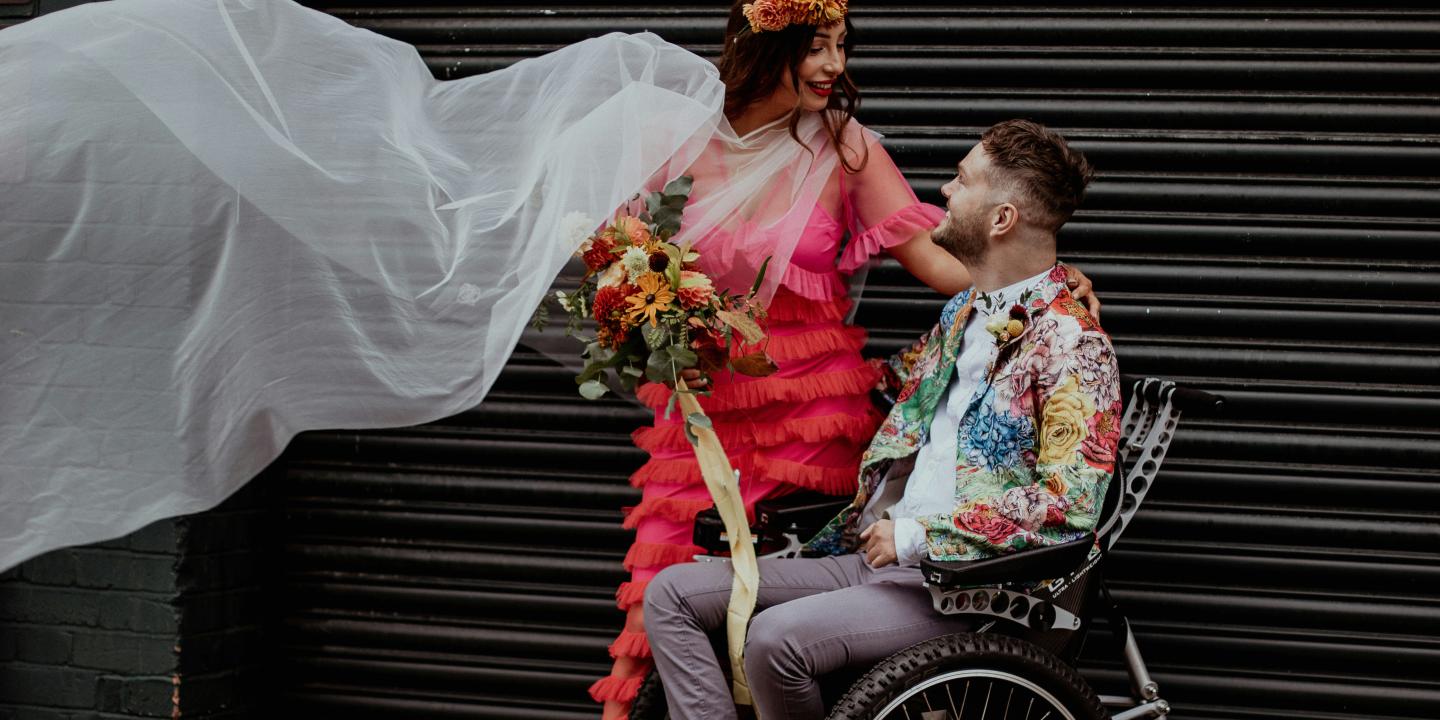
[
  {"left": 629, "top": 670, "right": 668, "bottom": 720},
  {"left": 828, "top": 633, "right": 1106, "bottom": 720}
]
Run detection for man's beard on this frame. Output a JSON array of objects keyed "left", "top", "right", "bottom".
[{"left": 931, "top": 210, "right": 988, "bottom": 266}]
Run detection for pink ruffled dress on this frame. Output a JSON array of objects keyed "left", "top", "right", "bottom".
[{"left": 589, "top": 140, "right": 945, "bottom": 716}]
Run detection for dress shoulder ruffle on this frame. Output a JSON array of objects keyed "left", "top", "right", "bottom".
[{"left": 837, "top": 202, "right": 947, "bottom": 274}]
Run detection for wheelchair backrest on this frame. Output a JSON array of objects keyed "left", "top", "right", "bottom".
[{"left": 1096, "top": 376, "right": 1222, "bottom": 552}]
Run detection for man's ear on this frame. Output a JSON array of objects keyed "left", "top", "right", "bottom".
[{"left": 991, "top": 202, "right": 1020, "bottom": 237}]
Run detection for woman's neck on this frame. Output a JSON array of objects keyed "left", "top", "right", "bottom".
[{"left": 730, "top": 93, "right": 795, "bottom": 136}]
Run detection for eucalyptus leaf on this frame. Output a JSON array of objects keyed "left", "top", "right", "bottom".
[
  {"left": 618, "top": 371, "right": 639, "bottom": 393},
  {"left": 663, "top": 175, "right": 693, "bottom": 197},
  {"left": 620, "top": 366, "right": 644, "bottom": 378},
  {"left": 575, "top": 360, "right": 606, "bottom": 385},
  {"left": 645, "top": 350, "right": 672, "bottom": 383},
  {"left": 669, "top": 345, "right": 699, "bottom": 369},
  {"left": 579, "top": 379, "right": 610, "bottom": 400}
]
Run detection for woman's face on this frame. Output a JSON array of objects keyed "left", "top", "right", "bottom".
[{"left": 779, "top": 23, "right": 847, "bottom": 113}]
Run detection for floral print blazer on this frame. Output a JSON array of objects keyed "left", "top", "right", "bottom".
[{"left": 804, "top": 264, "right": 1122, "bottom": 562}]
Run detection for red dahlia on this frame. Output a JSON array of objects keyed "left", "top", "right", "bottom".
[
  {"left": 592, "top": 284, "right": 631, "bottom": 326},
  {"left": 582, "top": 235, "right": 616, "bottom": 273}
]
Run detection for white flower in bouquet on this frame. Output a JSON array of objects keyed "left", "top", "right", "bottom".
[
  {"left": 621, "top": 246, "right": 650, "bottom": 281},
  {"left": 562, "top": 211, "right": 596, "bottom": 254}
]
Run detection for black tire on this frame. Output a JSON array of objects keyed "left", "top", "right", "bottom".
[
  {"left": 629, "top": 670, "right": 668, "bottom": 720},
  {"left": 827, "top": 633, "right": 1107, "bottom": 720}
]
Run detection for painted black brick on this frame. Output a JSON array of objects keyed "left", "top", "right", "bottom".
[{"left": 0, "top": 476, "right": 278, "bottom": 719}]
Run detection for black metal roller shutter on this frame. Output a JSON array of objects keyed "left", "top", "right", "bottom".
[{"left": 272, "top": 3, "right": 1440, "bottom": 718}]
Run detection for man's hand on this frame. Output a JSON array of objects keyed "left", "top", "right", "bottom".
[
  {"left": 1064, "top": 265, "right": 1102, "bottom": 322},
  {"left": 858, "top": 520, "right": 897, "bottom": 568}
]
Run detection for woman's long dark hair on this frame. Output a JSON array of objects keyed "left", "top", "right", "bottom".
[{"left": 717, "top": 2, "right": 867, "bottom": 173}]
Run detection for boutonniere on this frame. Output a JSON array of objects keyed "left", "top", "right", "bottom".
[{"left": 983, "top": 304, "right": 1030, "bottom": 347}]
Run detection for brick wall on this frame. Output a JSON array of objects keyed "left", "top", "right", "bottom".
[{"left": 0, "top": 480, "right": 275, "bottom": 719}]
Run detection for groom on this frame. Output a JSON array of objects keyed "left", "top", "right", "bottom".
[{"left": 644, "top": 119, "right": 1122, "bottom": 720}]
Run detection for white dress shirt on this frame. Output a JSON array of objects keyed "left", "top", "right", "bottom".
[{"left": 865, "top": 268, "right": 1052, "bottom": 566}]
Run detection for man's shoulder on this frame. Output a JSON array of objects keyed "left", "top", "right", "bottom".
[{"left": 1033, "top": 290, "right": 1111, "bottom": 348}]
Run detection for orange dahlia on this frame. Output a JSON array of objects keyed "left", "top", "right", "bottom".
[{"left": 676, "top": 270, "right": 714, "bottom": 309}]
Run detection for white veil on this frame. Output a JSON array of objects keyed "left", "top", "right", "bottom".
[{"left": 0, "top": 0, "right": 849, "bottom": 571}]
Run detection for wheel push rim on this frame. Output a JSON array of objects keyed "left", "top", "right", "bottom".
[{"left": 873, "top": 669, "right": 1078, "bottom": 720}]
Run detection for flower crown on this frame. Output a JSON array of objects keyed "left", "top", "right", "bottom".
[{"left": 742, "top": 0, "right": 848, "bottom": 34}]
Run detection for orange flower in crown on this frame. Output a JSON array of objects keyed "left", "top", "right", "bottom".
[{"left": 743, "top": 0, "right": 848, "bottom": 33}]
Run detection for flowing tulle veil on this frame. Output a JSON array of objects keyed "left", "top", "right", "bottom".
[{"left": 0, "top": 0, "right": 852, "bottom": 571}]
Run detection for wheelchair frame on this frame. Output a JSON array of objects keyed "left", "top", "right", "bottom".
[
  {"left": 688, "top": 376, "right": 1222, "bottom": 720},
  {"left": 920, "top": 377, "right": 1220, "bottom": 720}
]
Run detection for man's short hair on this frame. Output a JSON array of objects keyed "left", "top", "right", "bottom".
[{"left": 980, "top": 119, "right": 1095, "bottom": 232}]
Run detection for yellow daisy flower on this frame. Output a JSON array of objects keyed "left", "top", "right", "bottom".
[{"left": 626, "top": 272, "right": 676, "bottom": 327}]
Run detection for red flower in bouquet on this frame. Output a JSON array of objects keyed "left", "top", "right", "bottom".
[
  {"left": 593, "top": 284, "right": 631, "bottom": 324},
  {"left": 582, "top": 234, "right": 616, "bottom": 273}
]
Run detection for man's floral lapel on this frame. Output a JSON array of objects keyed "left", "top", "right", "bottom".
[
  {"left": 909, "top": 291, "right": 973, "bottom": 418},
  {"left": 983, "top": 263, "right": 1072, "bottom": 379}
]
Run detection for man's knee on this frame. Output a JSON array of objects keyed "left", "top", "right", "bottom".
[
  {"left": 744, "top": 607, "right": 807, "bottom": 679},
  {"left": 643, "top": 562, "right": 724, "bottom": 627}
]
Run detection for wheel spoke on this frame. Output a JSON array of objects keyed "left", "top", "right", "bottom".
[{"left": 868, "top": 663, "right": 1082, "bottom": 720}]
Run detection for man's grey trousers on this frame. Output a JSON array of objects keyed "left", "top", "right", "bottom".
[{"left": 643, "top": 553, "right": 974, "bottom": 720}]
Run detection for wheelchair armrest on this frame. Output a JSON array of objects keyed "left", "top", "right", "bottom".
[
  {"left": 921, "top": 534, "right": 1095, "bottom": 589},
  {"left": 692, "top": 491, "right": 851, "bottom": 556},
  {"left": 754, "top": 491, "right": 851, "bottom": 539}
]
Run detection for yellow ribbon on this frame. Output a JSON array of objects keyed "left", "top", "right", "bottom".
[{"left": 678, "top": 392, "right": 759, "bottom": 709}]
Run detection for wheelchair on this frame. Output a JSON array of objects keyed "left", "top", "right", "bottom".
[{"left": 632, "top": 376, "right": 1223, "bottom": 720}]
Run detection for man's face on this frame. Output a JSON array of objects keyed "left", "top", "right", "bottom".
[{"left": 931, "top": 144, "right": 994, "bottom": 265}]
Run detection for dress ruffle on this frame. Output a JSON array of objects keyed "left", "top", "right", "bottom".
[
  {"left": 766, "top": 290, "right": 851, "bottom": 324},
  {"left": 746, "top": 324, "right": 867, "bottom": 364},
  {"left": 635, "top": 363, "right": 880, "bottom": 413},
  {"left": 622, "top": 496, "right": 715, "bottom": 530},
  {"left": 615, "top": 579, "right": 650, "bottom": 611},
  {"left": 623, "top": 540, "right": 704, "bottom": 572},
  {"left": 837, "top": 202, "right": 947, "bottom": 274},
  {"left": 629, "top": 451, "right": 859, "bottom": 496},
  {"left": 589, "top": 674, "right": 644, "bottom": 704},
  {"left": 779, "top": 262, "right": 848, "bottom": 301},
  {"left": 608, "top": 628, "right": 652, "bottom": 659},
  {"left": 631, "top": 410, "right": 881, "bottom": 455}
]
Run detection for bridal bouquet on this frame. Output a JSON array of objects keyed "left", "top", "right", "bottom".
[{"left": 550, "top": 176, "right": 776, "bottom": 414}]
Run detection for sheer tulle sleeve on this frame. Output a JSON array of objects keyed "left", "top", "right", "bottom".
[{"left": 837, "top": 127, "right": 946, "bottom": 274}]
